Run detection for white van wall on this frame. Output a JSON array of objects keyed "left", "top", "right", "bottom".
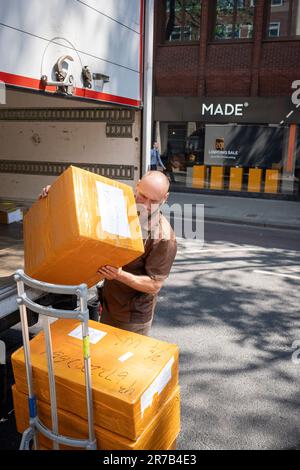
[{"left": 0, "top": 90, "right": 141, "bottom": 201}]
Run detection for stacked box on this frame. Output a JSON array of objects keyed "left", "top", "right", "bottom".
[
  {"left": 24, "top": 166, "right": 144, "bottom": 287},
  {"left": 12, "top": 385, "right": 180, "bottom": 450},
  {"left": 12, "top": 319, "right": 180, "bottom": 449}
]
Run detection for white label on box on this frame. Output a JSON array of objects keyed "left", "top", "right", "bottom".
[
  {"left": 68, "top": 325, "right": 107, "bottom": 344},
  {"left": 96, "top": 181, "right": 131, "bottom": 238},
  {"left": 118, "top": 352, "right": 134, "bottom": 363},
  {"left": 140, "top": 356, "right": 175, "bottom": 418}
]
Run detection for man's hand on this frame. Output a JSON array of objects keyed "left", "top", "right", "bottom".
[
  {"left": 97, "top": 266, "right": 163, "bottom": 295},
  {"left": 97, "top": 266, "right": 122, "bottom": 281},
  {"left": 39, "top": 185, "right": 51, "bottom": 199}
]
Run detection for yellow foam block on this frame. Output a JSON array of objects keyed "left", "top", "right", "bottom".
[
  {"left": 192, "top": 165, "right": 206, "bottom": 189},
  {"left": 210, "top": 166, "right": 224, "bottom": 190},
  {"left": 265, "top": 169, "right": 279, "bottom": 193},
  {"left": 229, "top": 167, "right": 243, "bottom": 192},
  {"left": 13, "top": 385, "right": 180, "bottom": 450},
  {"left": 12, "top": 319, "right": 179, "bottom": 441},
  {"left": 24, "top": 166, "right": 144, "bottom": 287},
  {"left": 248, "top": 168, "right": 262, "bottom": 193}
]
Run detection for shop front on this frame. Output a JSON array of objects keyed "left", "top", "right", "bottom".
[{"left": 154, "top": 97, "right": 300, "bottom": 199}]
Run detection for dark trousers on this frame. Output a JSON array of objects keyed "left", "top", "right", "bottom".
[{"left": 100, "top": 309, "right": 152, "bottom": 336}]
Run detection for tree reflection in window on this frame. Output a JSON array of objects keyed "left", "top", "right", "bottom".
[
  {"left": 214, "top": 0, "right": 256, "bottom": 40},
  {"left": 165, "top": 0, "right": 201, "bottom": 42}
]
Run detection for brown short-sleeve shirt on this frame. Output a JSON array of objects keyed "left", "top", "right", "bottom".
[{"left": 102, "top": 213, "right": 177, "bottom": 324}]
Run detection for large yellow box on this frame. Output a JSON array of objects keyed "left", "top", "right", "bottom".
[
  {"left": 24, "top": 166, "right": 144, "bottom": 287},
  {"left": 12, "top": 385, "right": 180, "bottom": 450},
  {"left": 12, "top": 319, "right": 179, "bottom": 441}
]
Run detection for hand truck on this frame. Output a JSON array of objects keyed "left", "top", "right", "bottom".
[{"left": 14, "top": 269, "right": 97, "bottom": 450}]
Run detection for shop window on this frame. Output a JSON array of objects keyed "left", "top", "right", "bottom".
[
  {"left": 295, "top": 126, "right": 300, "bottom": 195},
  {"left": 167, "top": 123, "right": 187, "bottom": 154},
  {"left": 214, "top": 0, "right": 256, "bottom": 40},
  {"left": 266, "top": 0, "right": 300, "bottom": 38},
  {"left": 163, "top": 122, "right": 298, "bottom": 196},
  {"left": 165, "top": 0, "right": 201, "bottom": 42},
  {"left": 203, "top": 124, "right": 286, "bottom": 169}
]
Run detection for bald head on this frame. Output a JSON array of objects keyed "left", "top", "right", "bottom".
[
  {"left": 135, "top": 171, "right": 170, "bottom": 215},
  {"left": 140, "top": 171, "right": 169, "bottom": 197}
]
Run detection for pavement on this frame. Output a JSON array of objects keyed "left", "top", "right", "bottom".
[
  {"left": 152, "top": 223, "right": 300, "bottom": 450},
  {"left": 163, "top": 192, "right": 300, "bottom": 231},
  {"left": 1, "top": 191, "right": 300, "bottom": 231},
  {"left": 0, "top": 217, "right": 300, "bottom": 450}
]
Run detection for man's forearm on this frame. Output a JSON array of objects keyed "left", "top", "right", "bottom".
[
  {"left": 158, "top": 155, "right": 165, "bottom": 168},
  {"left": 117, "top": 270, "right": 162, "bottom": 295}
]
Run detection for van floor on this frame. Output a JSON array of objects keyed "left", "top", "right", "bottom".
[
  {"left": 0, "top": 224, "right": 23, "bottom": 447},
  {"left": 0, "top": 221, "right": 24, "bottom": 279}
]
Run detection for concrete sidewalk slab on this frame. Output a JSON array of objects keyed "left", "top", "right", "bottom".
[
  {"left": 1, "top": 194, "right": 299, "bottom": 231},
  {"left": 165, "top": 192, "right": 300, "bottom": 231}
]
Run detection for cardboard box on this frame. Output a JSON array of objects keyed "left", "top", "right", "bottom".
[
  {"left": 0, "top": 202, "right": 23, "bottom": 224},
  {"left": 13, "top": 385, "right": 180, "bottom": 450},
  {"left": 12, "top": 319, "right": 179, "bottom": 440},
  {"left": 24, "top": 166, "right": 144, "bottom": 287}
]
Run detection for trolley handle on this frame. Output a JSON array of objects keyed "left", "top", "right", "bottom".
[
  {"left": 16, "top": 293, "right": 88, "bottom": 321},
  {"left": 14, "top": 269, "right": 88, "bottom": 298}
]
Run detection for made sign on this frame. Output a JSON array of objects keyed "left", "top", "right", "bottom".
[{"left": 202, "top": 102, "right": 249, "bottom": 117}]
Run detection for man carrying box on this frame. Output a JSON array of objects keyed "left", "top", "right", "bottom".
[{"left": 40, "top": 171, "right": 177, "bottom": 336}]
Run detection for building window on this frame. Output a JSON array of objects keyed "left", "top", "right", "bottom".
[
  {"left": 214, "top": 0, "right": 256, "bottom": 40},
  {"left": 267, "top": 0, "right": 300, "bottom": 38},
  {"left": 269, "top": 21, "right": 281, "bottom": 36},
  {"left": 165, "top": 0, "right": 201, "bottom": 42}
]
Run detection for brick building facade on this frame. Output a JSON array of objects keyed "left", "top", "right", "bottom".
[{"left": 153, "top": 0, "right": 300, "bottom": 198}]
